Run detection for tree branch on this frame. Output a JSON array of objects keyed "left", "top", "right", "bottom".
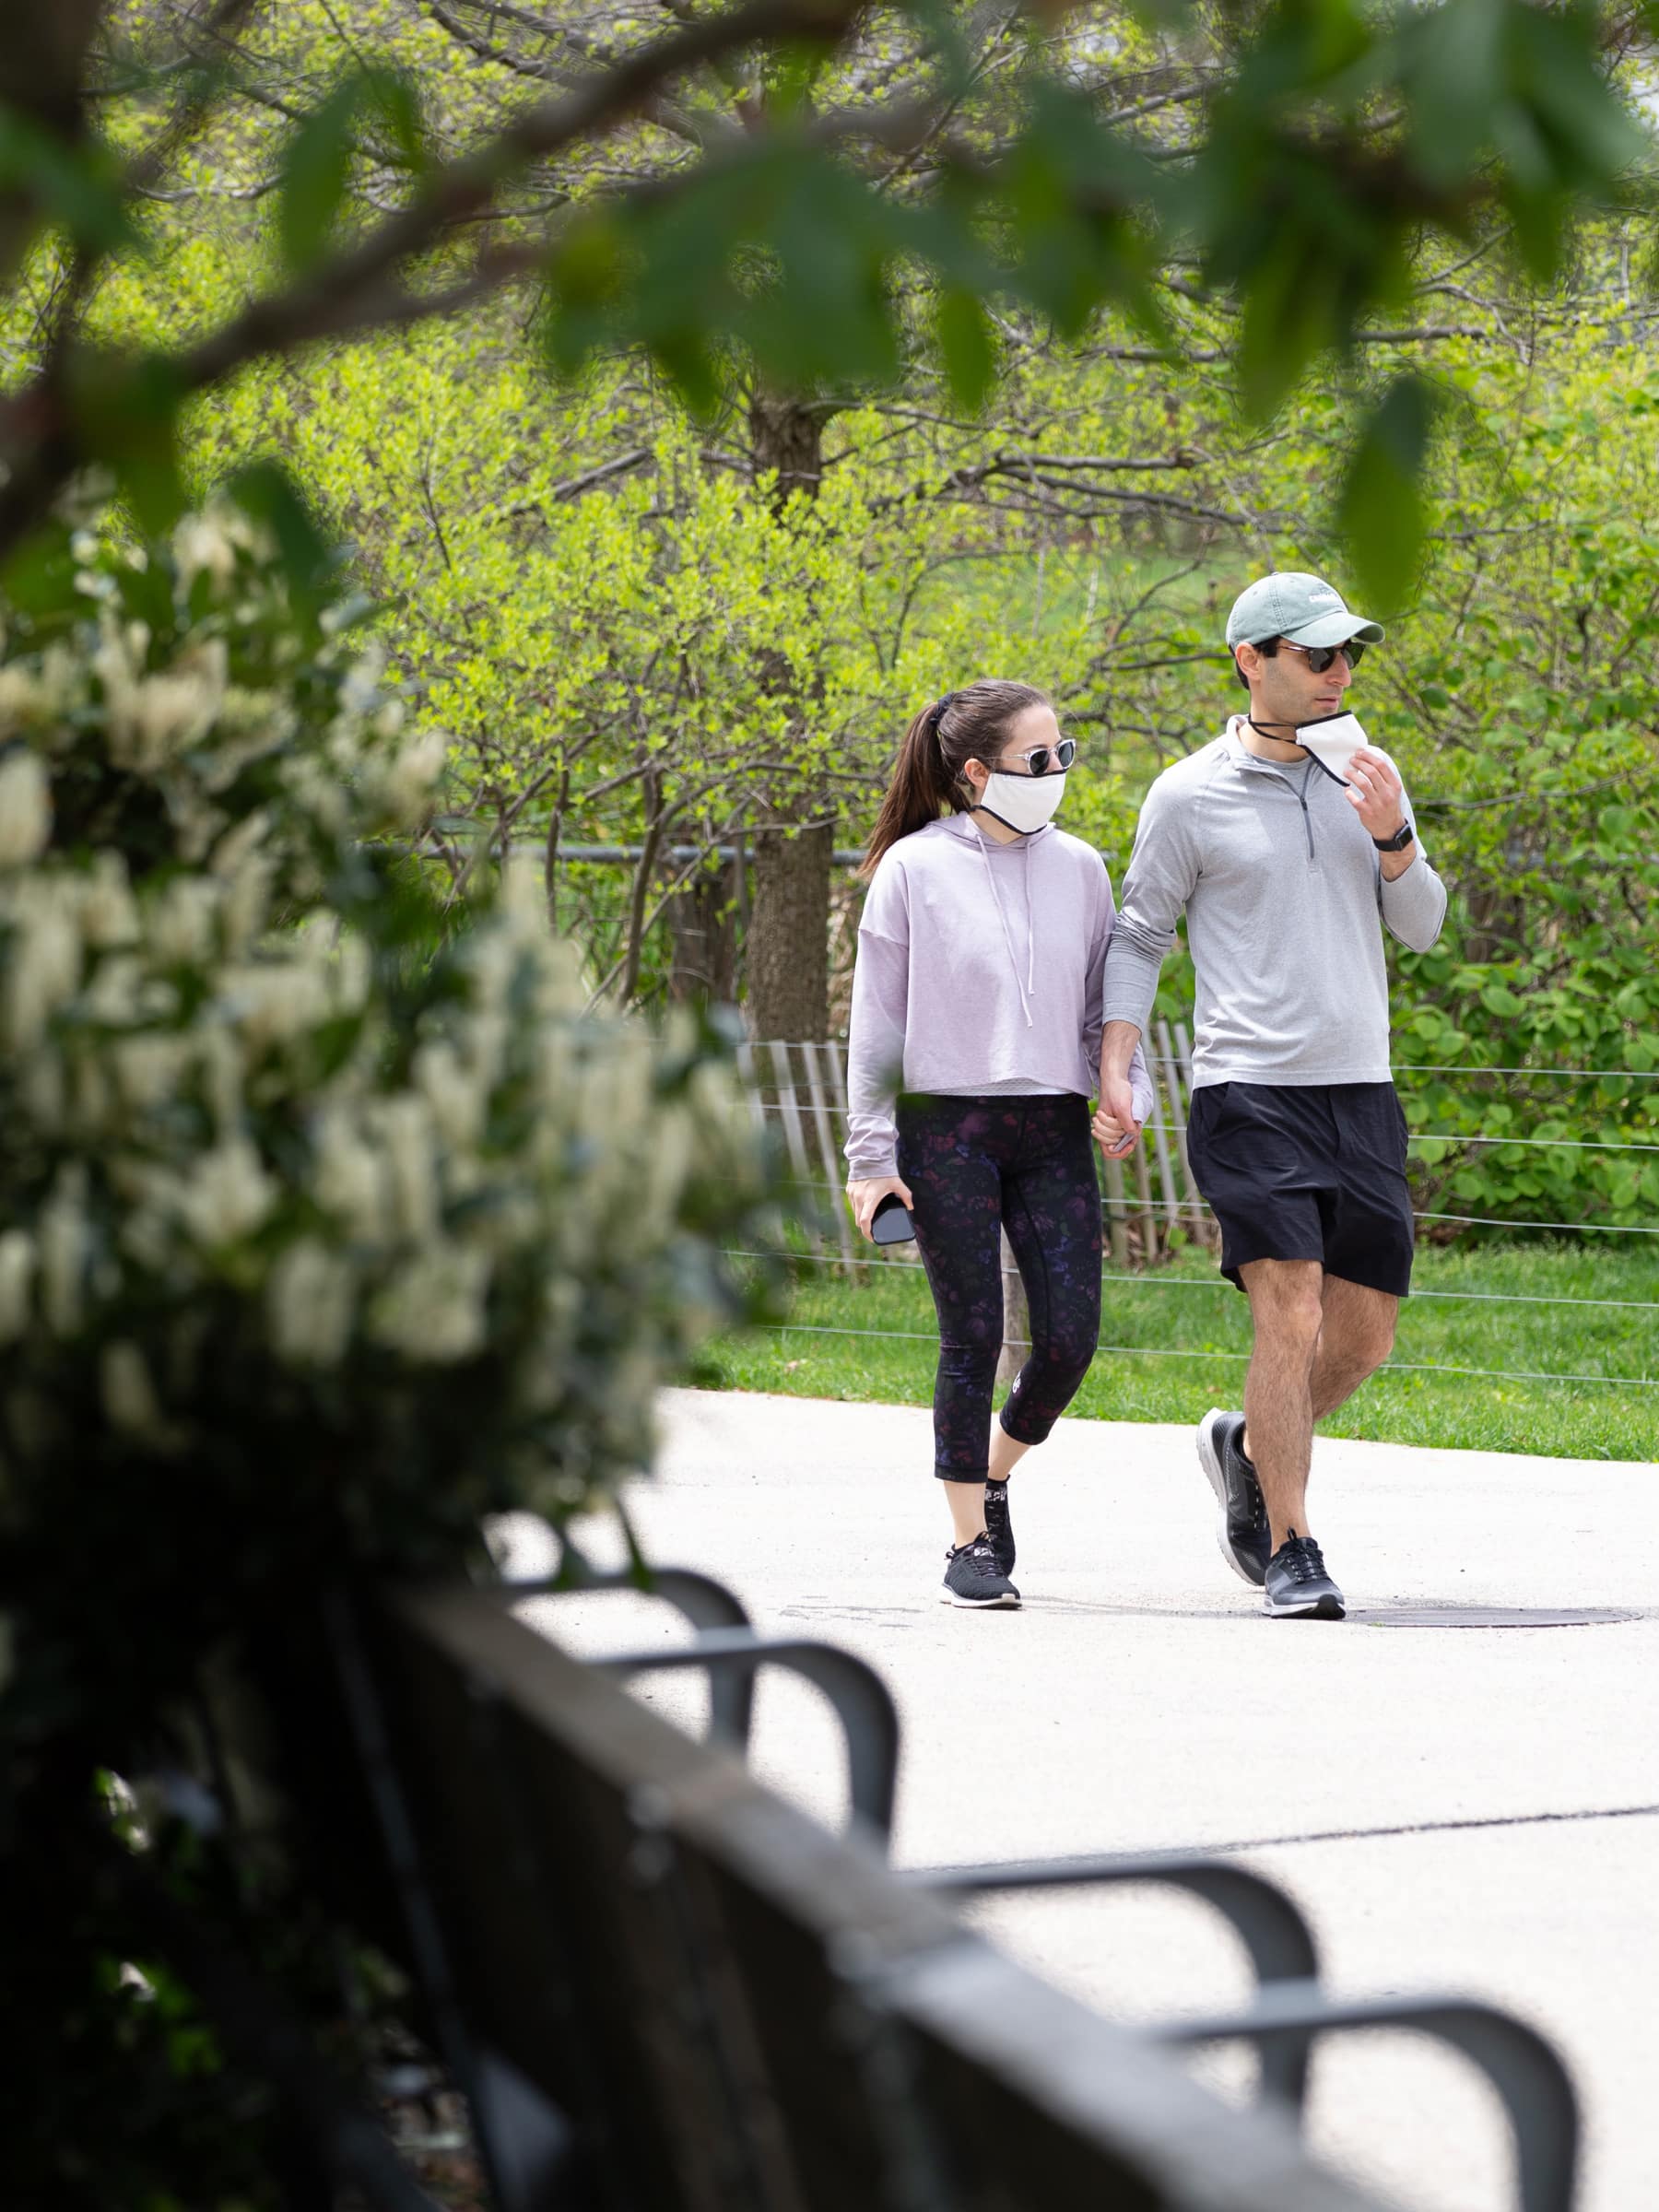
[
  {"left": 425, "top": 1, "right": 724, "bottom": 151},
  {"left": 0, "top": 0, "right": 869, "bottom": 557}
]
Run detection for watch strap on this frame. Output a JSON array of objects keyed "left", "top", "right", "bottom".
[{"left": 1373, "top": 821, "right": 1415, "bottom": 853}]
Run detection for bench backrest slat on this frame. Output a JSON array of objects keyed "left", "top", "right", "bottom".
[{"left": 373, "top": 1587, "right": 1384, "bottom": 2212}]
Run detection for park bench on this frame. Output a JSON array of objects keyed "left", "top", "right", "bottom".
[{"left": 131, "top": 1547, "right": 1580, "bottom": 2212}]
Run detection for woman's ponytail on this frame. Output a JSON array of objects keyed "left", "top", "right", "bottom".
[
  {"left": 861, "top": 695, "right": 958, "bottom": 877},
  {"left": 860, "top": 679, "right": 1052, "bottom": 878}
]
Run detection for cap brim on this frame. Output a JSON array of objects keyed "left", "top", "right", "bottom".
[{"left": 1285, "top": 611, "right": 1386, "bottom": 648}]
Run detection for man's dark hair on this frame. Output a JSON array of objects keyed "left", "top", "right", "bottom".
[{"left": 1234, "top": 636, "right": 1280, "bottom": 692}]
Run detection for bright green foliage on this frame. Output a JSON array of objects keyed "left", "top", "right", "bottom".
[
  {"left": 1, "top": 0, "right": 1653, "bottom": 587},
  {"left": 1043, "top": 301, "right": 1659, "bottom": 1231},
  {"left": 179, "top": 317, "right": 1140, "bottom": 993},
  {"left": 12, "top": 5, "right": 1654, "bottom": 1225},
  {"left": 276, "top": 67, "right": 429, "bottom": 276},
  {"left": 172, "top": 265, "right": 1659, "bottom": 1238}
]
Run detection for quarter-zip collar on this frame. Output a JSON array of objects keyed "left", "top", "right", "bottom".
[{"left": 1223, "top": 715, "right": 1320, "bottom": 862}]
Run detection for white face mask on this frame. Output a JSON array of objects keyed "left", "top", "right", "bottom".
[
  {"left": 1294, "top": 710, "right": 1369, "bottom": 786},
  {"left": 977, "top": 768, "right": 1067, "bottom": 836}
]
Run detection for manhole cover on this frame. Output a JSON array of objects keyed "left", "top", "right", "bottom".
[{"left": 1348, "top": 1606, "right": 1641, "bottom": 1629}]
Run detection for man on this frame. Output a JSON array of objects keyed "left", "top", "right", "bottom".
[{"left": 1097, "top": 571, "right": 1447, "bottom": 1619}]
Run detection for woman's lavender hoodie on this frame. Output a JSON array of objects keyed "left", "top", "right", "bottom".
[{"left": 844, "top": 812, "right": 1156, "bottom": 1178}]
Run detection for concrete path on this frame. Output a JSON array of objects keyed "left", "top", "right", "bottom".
[{"left": 524, "top": 1388, "right": 1659, "bottom": 2212}]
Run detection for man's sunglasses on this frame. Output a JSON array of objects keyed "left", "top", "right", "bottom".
[
  {"left": 1002, "top": 736, "right": 1077, "bottom": 777},
  {"left": 1277, "top": 637, "right": 1366, "bottom": 676}
]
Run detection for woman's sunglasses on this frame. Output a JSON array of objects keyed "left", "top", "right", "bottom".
[
  {"left": 1277, "top": 638, "right": 1366, "bottom": 676},
  {"left": 1003, "top": 736, "right": 1077, "bottom": 777}
]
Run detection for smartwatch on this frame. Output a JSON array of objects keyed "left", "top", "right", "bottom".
[{"left": 1373, "top": 821, "right": 1416, "bottom": 853}]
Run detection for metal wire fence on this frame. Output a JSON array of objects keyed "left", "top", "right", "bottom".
[{"left": 731, "top": 1040, "right": 1659, "bottom": 1397}]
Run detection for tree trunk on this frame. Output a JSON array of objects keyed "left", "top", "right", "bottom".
[
  {"left": 748, "top": 389, "right": 826, "bottom": 505},
  {"left": 743, "top": 390, "right": 835, "bottom": 1039},
  {"left": 667, "top": 863, "right": 737, "bottom": 1005},
  {"left": 0, "top": 4, "right": 105, "bottom": 289},
  {"left": 747, "top": 819, "right": 832, "bottom": 1041}
]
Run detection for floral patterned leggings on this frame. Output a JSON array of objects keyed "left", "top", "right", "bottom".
[{"left": 895, "top": 1093, "right": 1102, "bottom": 1478}]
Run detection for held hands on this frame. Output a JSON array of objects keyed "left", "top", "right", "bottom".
[
  {"left": 1092, "top": 1067, "right": 1140, "bottom": 1159},
  {"left": 1091, "top": 1109, "right": 1139, "bottom": 1159},
  {"left": 1345, "top": 746, "right": 1406, "bottom": 841},
  {"left": 847, "top": 1173, "right": 914, "bottom": 1241}
]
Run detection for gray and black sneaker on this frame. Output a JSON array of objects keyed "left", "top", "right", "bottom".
[
  {"left": 940, "top": 1537, "right": 1020, "bottom": 1609},
  {"left": 1196, "top": 1408, "right": 1271, "bottom": 1587},
  {"left": 983, "top": 1482, "right": 1015, "bottom": 1578},
  {"left": 1263, "top": 1534, "right": 1346, "bottom": 1620}
]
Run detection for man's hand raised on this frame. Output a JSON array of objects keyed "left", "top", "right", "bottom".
[{"left": 1346, "top": 745, "right": 1406, "bottom": 840}]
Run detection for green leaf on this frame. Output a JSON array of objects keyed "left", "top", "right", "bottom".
[
  {"left": 70, "top": 354, "right": 186, "bottom": 536},
  {"left": 0, "top": 520, "right": 77, "bottom": 620},
  {"left": 0, "top": 105, "right": 142, "bottom": 256},
  {"left": 279, "top": 82, "right": 361, "bottom": 274},
  {"left": 278, "top": 70, "right": 425, "bottom": 276},
  {"left": 1403, "top": 0, "right": 1505, "bottom": 191},
  {"left": 363, "top": 70, "right": 428, "bottom": 173},
  {"left": 1336, "top": 376, "right": 1438, "bottom": 611},
  {"left": 934, "top": 287, "right": 997, "bottom": 410},
  {"left": 225, "top": 461, "right": 337, "bottom": 611}
]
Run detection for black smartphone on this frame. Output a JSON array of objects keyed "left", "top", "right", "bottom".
[{"left": 870, "top": 1193, "right": 917, "bottom": 1245}]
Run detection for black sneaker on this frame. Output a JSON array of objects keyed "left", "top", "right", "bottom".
[
  {"left": 940, "top": 1537, "right": 1020, "bottom": 1609},
  {"left": 1263, "top": 1534, "right": 1346, "bottom": 1620},
  {"left": 983, "top": 1482, "right": 1015, "bottom": 1578},
  {"left": 1196, "top": 1408, "right": 1270, "bottom": 1587}
]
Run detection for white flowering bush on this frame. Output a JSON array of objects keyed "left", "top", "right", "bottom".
[
  {"left": 0, "top": 491, "right": 780, "bottom": 2210},
  {"left": 0, "top": 494, "right": 775, "bottom": 1744},
  {"left": 0, "top": 494, "right": 443, "bottom": 897}
]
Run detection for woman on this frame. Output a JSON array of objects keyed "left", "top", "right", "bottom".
[{"left": 844, "top": 680, "right": 1153, "bottom": 1609}]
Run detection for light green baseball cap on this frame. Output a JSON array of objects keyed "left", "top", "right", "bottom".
[{"left": 1225, "top": 571, "right": 1385, "bottom": 652}]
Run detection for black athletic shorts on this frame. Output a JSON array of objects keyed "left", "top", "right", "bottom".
[{"left": 1184, "top": 1081, "right": 1414, "bottom": 1297}]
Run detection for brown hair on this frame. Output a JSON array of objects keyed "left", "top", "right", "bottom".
[
  {"left": 861, "top": 678, "right": 1051, "bottom": 877},
  {"left": 1234, "top": 636, "right": 1280, "bottom": 692}
]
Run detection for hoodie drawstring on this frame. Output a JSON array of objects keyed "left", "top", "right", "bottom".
[
  {"left": 974, "top": 824, "right": 1035, "bottom": 1029},
  {"left": 1025, "top": 839, "right": 1036, "bottom": 1002}
]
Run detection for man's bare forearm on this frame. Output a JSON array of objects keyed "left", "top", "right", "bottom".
[{"left": 1100, "top": 1018, "right": 1143, "bottom": 1088}]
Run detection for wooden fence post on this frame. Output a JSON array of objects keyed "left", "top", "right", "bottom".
[
  {"left": 1103, "top": 1155, "right": 1131, "bottom": 1268},
  {"left": 735, "top": 1032, "right": 1216, "bottom": 1289},
  {"left": 996, "top": 1228, "right": 1030, "bottom": 1386}
]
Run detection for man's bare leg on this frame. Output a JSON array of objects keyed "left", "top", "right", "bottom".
[
  {"left": 1241, "top": 1267, "right": 1399, "bottom": 1547},
  {"left": 1239, "top": 1259, "right": 1324, "bottom": 1549},
  {"left": 1311, "top": 1275, "right": 1398, "bottom": 1418}
]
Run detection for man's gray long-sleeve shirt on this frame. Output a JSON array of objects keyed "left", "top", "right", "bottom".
[{"left": 1101, "top": 719, "right": 1448, "bottom": 1088}]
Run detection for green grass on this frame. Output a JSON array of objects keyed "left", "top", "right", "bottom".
[{"left": 702, "top": 1241, "right": 1659, "bottom": 1461}]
